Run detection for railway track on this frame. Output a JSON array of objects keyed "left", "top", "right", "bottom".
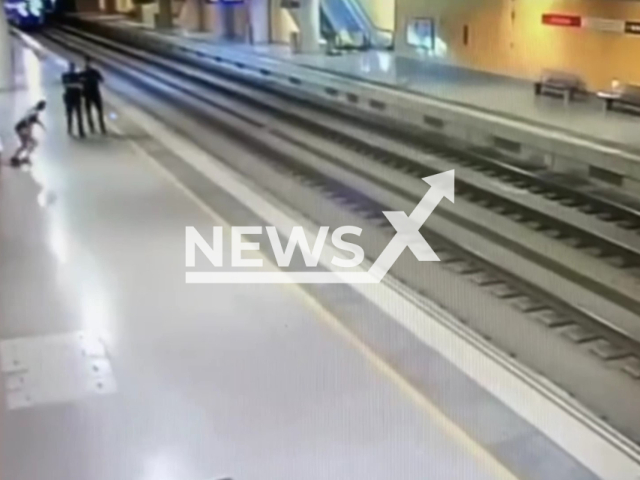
[{"left": 42, "top": 24, "right": 640, "bottom": 445}]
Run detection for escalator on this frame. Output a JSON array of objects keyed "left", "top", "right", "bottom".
[
  {"left": 282, "top": 0, "right": 392, "bottom": 51},
  {"left": 321, "top": 0, "right": 392, "bottom": 50}
]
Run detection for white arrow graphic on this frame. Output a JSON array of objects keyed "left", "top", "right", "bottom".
[
  {"left": 368, "top": 170, "right": 455, "bottom": 281},
  {"left": 186, "top": 170, "right": 454, "bottom": 284}
]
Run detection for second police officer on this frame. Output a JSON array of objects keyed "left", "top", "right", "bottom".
[
  {"left": 61, "top": 62, "right": 85, "bottom": 138},
  {"left": 82, "top": 56, "right": 107, "bottom": 135}
]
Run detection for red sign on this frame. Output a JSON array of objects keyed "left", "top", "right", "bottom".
[{"left": 542, "top": 14, "right": 581, "bottom": 27}]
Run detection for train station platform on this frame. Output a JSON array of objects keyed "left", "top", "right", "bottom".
[
  {"left": 66, "top": 14, "right": 640, "bottom": 197},
  {"left": 173, "top": 37, "right": 640, "bottom": 153},
  {"left": 0, "top": 31, "right": 636, "bottom": 480},
  {"left": 85, "top": 15, "right": 640, "bottom": 153},
  {"left": 0, "top": 39, "right": 510, "bottom": 480}
]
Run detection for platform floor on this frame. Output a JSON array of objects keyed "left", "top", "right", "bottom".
[
  {"left": 0, "top": 39, "right": 517, "bottom": 480},
  {"left": 108, "top": 16, "right": 640, "bottom": 154}
]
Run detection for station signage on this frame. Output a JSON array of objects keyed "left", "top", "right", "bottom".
[
  {"left": 542, "top": 14, "right": 581, "bottom": 27},
  {"left": 583, "top": 17, "right": 624, "bottom": 33},
  {"left": 543, "top": 12, "right": 640, "bottom": 36},
  {"left": 625, "top": 21, "right": 640, "bottom": 35}
]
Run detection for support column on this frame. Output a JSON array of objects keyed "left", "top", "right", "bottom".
[
  {"left": 104, "top": 0, "right": 116, "bottom": 14},
  {"left": 0, "top": 4, "right": 12, "bottom": 90},
  {"left": 297, "top": 0, "right": 320, "bottom": 52},
  {"left": 197, "top": 0, "right": 206, "bottom": 31},
  {"left": 157, "top": 0, "right": 173, "bottom": 29},
  {"left": 222, "top": 3, "right": 235, "bottom": 39}
]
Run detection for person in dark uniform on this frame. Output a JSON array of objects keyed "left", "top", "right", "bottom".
[
  {"left": 62, "top": 62, "right": 85, "bottom": 138},
  {"left": 82, "top": 56, "right": 106, "bottom": 135}
]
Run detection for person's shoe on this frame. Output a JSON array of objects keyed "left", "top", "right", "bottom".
[
  {"left": 21, "top": 158, "right": 32, "bottom": 166},
  {"left": 10, "top": 157, "right": 21, "bottom": 167}
]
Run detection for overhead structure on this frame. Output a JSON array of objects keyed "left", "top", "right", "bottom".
[
  {"left": 156, "top": 0, "right": 173, "bottom": 29},
  {"left": 0, "top": 2, "right": 12, "bottom": 90}
]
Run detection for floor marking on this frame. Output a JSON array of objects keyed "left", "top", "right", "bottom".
[{"left": 0, "top": 331, "right": 116, "bottom": 410}]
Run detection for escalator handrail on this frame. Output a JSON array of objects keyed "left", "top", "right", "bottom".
[{"left": 337, "top": 0, "right": 393, "bottom": 48}]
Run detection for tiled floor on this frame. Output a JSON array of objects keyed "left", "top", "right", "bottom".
[{"left": 0, "top": 39, "right": 506, "bottom": 480}]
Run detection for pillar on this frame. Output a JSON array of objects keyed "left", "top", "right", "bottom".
[
  {"left": 157, "top": 0, "right": 173, "bottom": 29},
  {"left": 222, "top": 3, "right": 235, "bottom": 39},
  {"left": 297, "top": 0, "right": 320, "bottom": 52},
  {"left": 0, "top": 4, "right": 12, "bottom": 90},
  {"left": 248, "top": 0, "right": 269, "bottom": 43},
  {"left": 197, "top": 0, "right": 206, "bottom": 31},
  {"left": 104, "top": 0, "right": 116, "bottom": 14}
]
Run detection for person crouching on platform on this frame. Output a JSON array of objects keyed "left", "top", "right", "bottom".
[
  {"left": 82, "top": 56, "right": 107, "bottom": 135},
  {"left": 9, "top": 100, "right": 46, "bottom": 167},
  {"left": 62, "top": 62, "right": 85, "bottom": 138}
]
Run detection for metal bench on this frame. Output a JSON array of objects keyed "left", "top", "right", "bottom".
[
  {"left": 597, "top": 83, "right": 640, "bottom": 114},
  {"left": 534, "top": 70, "right": 585, "bottom": 104}
]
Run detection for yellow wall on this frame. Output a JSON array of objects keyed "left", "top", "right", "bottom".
[
  {"left": 270, "top": 7, "right": 299, "bottom": 44},
  {"left": 396, "top": 0, "right": 640, "bottom": 90},
  {"left": 358, "top": 0, "right": 394, "bottom": 31}
]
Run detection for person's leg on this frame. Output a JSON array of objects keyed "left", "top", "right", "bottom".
[
  {"left": 21, "top": 136, "right": 37, "bottom": 165},
  {"left": 78, "top": 102, "right": 86, "bottom": 138},
  {"left": 95, "top": 95, "right": 107, "bottom": 134},
  {"left": 27, "top": 136, "right": 37, "bottom": 155},
  {"left": 11, "top": 131, "right": 28, "bottom": 164},
  {"left": 85, "top": 96, "right": 95, "bottom": 133},
  {"left": 75, "top": 102, "right": 85, "bottom": 138},
  {"left": 66, "top": 102, "right": 74, "bottom": 135}
]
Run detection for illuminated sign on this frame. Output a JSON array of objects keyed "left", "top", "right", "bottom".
[
  {"left": 542, "top": 14, "right": 581, "bottom": 27},
  {"left": 583, "top": 17, "right": 624, "bottom": 33},
  {"left": 407, "top": 17, "right": 435, "bottom": 50},
  {"left": 543, "top": 13, "right": 640, "bottom": 36},
  {"left": 625, "top": 21, "right": 640, "bottom": 35}
]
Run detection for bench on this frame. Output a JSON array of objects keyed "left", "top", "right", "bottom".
[
  {"left": 597, "top": 83, "right": 640, "bottom": 114},
  {"left": 534, "top": 70, "right": 585, "bottom": 103}
]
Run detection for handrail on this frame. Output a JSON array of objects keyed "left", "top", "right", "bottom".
[
  {"left": 320, "top": 0, "right": 392, "bottom": 50},
  {"left": 320, "top": 0, "right": 362, "bottom": 48},
  {"left": 341, "top": 0, "right": 393, "bottom": 48}
]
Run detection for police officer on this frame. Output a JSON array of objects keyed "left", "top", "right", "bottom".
[
  {"left": 82, "top": 56, "right": 106, "bottom": 135},
  {"left": 62, "top": 62, "right": 85, "bottom": 138}
]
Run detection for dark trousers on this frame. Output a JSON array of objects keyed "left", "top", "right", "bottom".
[
  {"left": 65, "top": 98, "right": 85, "bottom": 137},
  {"left": 85, "top": 94, "right": 107, "bottom": 134}
]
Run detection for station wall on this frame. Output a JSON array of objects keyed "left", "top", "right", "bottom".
[
  {"left": 174, "top": 0, "right": 247, "bottom": 39},
  {"left": 395, "top": 0, "right": 640, "bottom": 90}
]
